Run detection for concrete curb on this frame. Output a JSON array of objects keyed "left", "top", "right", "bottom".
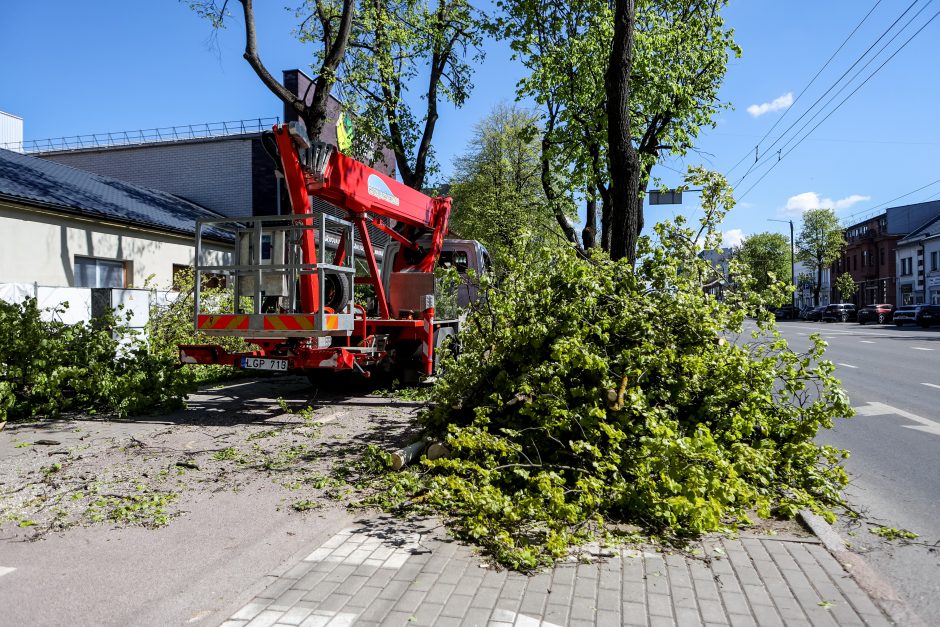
[{"left": 799, "top": 510, "right": 927, "bottom": 627}]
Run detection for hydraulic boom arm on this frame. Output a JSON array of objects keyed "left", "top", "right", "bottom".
[{"left": 272, "top": 122, "right": 452, "bottom": 317}]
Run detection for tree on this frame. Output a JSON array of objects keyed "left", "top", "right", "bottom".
[
  {"left": 796, "top": 209, "right": 845, "bottom": 306},
  {"left": 448, "top": 104, "right": 552, "bottom": 260},
  {"left": 340, "top": 0, "right": 483, "bottom": 190},
  {"left": 835, "top": 272, "right": 857, "bottom": 304},
  {"left": 190, "top": 0, "right": 355, "bottom": 144},
  {"left": 736, "top": 232, "right": 792, "bottom": 296},
  {"left": 495, "top": 0, "right": 739, "bottom": 262}
]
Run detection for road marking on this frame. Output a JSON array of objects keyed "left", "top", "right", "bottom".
[
  {"left": 0, "top": 567, "right": 14, "bottom": 578},
  {"left": 921, "top": 383, "right": 940, "bottom": 390},
  {"left": 837, "top": 363, "right": 858, "bottom": 369},
  {"left": 797, "top": 332, "right": 807, "bottom": 336},
  {"left": 912, "top": 347, "right": 933, "bottom": 351},
  {"left": 853, "top": 401, "right": 940, "bottom": 437},
  {"left": 860, "top": 340, "right": 876, "bottom": 344}
]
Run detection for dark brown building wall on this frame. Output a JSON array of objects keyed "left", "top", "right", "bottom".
[
  {"left": 830, "top": 214, "right": 899, "bottom": 306},
  {"left": 282, "top": 69, "right": 396, "bottom": 178}
]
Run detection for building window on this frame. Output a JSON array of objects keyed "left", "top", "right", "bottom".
[
  {"left": 880, "top": 247, "right": 885, "bottom": 265},
  {"left": 901, "top": 257, "right": 914, "bottom": 276},
  {"left": 932, "top": 251, "right": 938, "bottom": 272},
  {"left": 853, "top": 255, "right": 857, "bottom": 270},
  {"left": 75, "top": 256, "right": 126, "bottom": 288}
]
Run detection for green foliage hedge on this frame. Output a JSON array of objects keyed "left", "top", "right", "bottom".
[
  {"left": 0, "top": 298, "right": 192, "bottom": 423},
  {"left": 0, "top": 267, "right": 249, "bottom": 424},
  {"left": 384, "top": 169, "right": 852, "bottom": 569}
]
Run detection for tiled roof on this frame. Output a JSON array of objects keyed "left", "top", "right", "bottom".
[{"left": 0, "top": 147, "right": 230, "bottom": 241}]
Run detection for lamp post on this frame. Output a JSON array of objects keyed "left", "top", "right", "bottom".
[{"left": 769, "top": 218, "right": 795, "bottom": 309}]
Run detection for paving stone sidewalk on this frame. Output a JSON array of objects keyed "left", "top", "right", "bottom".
[{"left": 221, "top": 515, "right": 891, "bottom": 627}]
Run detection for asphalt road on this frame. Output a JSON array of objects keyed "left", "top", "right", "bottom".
[
  {"left": 0, "top": 377, "right": 417, "bottom": 626},
  {"left": 770, "top": 319, "right": 940, "bottom": 622}
]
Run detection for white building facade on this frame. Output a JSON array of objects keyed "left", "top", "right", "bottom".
[
  {"left": 0, "top": 147, "right": 232, "bottom": 292},
  {"left": 896, "top": 214, "right": 940, "bottom": 305}
]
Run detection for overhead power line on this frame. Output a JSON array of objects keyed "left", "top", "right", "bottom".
[
  {"left": 841, "top": 177, "right": 940, "bottom": 222},
  {"left": 737, "top": 5, "right": 939, "bottom": 200},
  {"left": 725, "top": 0, "right": 884, "bottom": 180},
  {"left": 736, "top": 0, "right": 925, "bottom": 187}
]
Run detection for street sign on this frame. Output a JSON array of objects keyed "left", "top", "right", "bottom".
[{"left": 648, "top": 190, "right": 683, "bottom": 205}]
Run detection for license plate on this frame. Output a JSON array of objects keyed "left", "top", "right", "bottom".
[{"left": 240, "top": 357, "right": 288, "bottom": 371}]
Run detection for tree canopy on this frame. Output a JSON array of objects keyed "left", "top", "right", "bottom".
[
  {"left": 190, "top": 0, "right": 480, "bottom": 185},
  {"left": 736, "top": 232, "right": 792, "bottom": 296},
  {"left": 796, "top": 209, "right": 845, "bottom": 306},
  {"left": 493, "top": 0, "right": 739, "bottom": 261},
  {"left": 448, "top": 104, "right": 553, "bottom": 261},
  {"left": 339, "top": 0, "right": 483, "bottom": 190},
  {"left": 834, "top": 272, "right": 857, "bottom": 303},
  {"left": 189, "top": 0, "right": 355, "bottom": 143}
]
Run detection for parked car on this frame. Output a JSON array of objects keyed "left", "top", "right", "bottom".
[
  {"left": 804, "top": 305, "right": 827, "bottom": 321},
  {"left": 773, "top": 304, "right": 798, "bottom": 320},
  {"left": 798, "top": 306, "right": 814, "bottom": 320},
  {"left": 893, "top": 305, "right": 922, "bottom": 326},
  {"left": 857, "top": 303, "right": 895, "bottom": 325},
  {"left": 915, "top": 304, "right": 940, "bottom": 328},
  {"left": 822, "top": 303, "right": 857, "bottom": 322}
]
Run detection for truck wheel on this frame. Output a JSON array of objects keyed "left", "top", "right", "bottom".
[{"left": 324, "top": 272, "right": 349, "bottom": 311}]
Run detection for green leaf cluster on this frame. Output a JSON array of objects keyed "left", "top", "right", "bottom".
[
  {"left": 147, "top": 265, "right": 249, "bottom": 384},
  {"left": 735, "top": 232, "right": 792, "bottom": 297},
  {"left": 386, "top": 169, "right": 852, "bottom": 569},
  {"left": 0, "top": 298, "right": 194, "bottom": 423}
]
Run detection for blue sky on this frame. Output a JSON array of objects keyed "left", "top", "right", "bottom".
[{"left": 2, "top": 1, "right": 938, "bottom": 246}]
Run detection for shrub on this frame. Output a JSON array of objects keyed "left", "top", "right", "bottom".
[
  {"left": 147, "top": 266, "right": 250, "bottom": 384},
  {"left": 0, "top": 298, "right": 193, "bottom": 423},
  {"left": 386, "top": 169, "right": 852, "bottom": 569}
]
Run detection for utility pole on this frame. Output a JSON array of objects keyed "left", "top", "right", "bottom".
[{"left": 769, "top": 219, "right": 795, "bottom": 309}]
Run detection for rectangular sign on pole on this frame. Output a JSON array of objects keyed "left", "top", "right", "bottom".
[{"left": 649, "top": 190, "right": 683, "bottom": 205}]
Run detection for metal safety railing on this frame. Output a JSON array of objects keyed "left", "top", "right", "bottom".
[
  {"left": 193, "top": 212, "right": 357, "bottom": 337},
  {"left": 2, "top": 117, "right": 280, "bottom": 154}
]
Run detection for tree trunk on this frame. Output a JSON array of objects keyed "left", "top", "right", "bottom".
[
  {"left": 238, "top": 0, "right": 354, "bottom": 144},
  {"left": 583, "top": 192, "right": 597, "bottom": 249},
  {"left": 815, "top": 262, "right": 822, "bottom": 306},
  {"left": 605, "top": 0, "right": 642, "bottom": 263}
]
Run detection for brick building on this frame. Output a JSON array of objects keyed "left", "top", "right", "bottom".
[
  {"left": 830, "top": 200, "right": 940, "bottom": 306},
  {"left": 830, "top": 214, "right": 898, "bottom": 306}
]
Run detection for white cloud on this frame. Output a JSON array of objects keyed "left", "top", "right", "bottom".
[
  {"left": 722, "top": 228, "right": 745, "bottom": 248},
  {"left": 783, "top": 192, "right": 870, "bottom": 216},
  {"left": 747, "top": 92, "right": 794, "bottom": 117}
]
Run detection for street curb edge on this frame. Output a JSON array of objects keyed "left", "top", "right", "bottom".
[{"left": 799, "top": 509, "right": 927, "bottom": 627}]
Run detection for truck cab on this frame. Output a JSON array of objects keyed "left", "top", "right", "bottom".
[{"left": 379, "top": 238, "right": 490, "bottom": 317}]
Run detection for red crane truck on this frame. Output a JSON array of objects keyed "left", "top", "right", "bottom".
[{"left": 178, "top": 122, "right": 488, "bottom": 381}]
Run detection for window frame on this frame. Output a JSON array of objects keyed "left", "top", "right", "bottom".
[{"left": 74, "top": 255, "right": 127, "bottom": 289}]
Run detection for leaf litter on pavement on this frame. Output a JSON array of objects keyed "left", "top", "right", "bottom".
[{"left": 0, "top": 376, "right": 423, "bottom": 539}]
